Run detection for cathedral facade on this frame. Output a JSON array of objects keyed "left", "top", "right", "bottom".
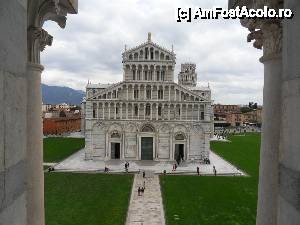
[{"left": 82, "top": 33, "right": 213, "bottom": 162}]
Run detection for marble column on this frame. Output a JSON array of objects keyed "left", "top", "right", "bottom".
[
  {"left": 103, "top": 103, "right": 105, "bottom": 119},
  {"left": 120, "top": 104, "right": 123, "bottom": 119},
  {"left": 26, "top": 63, "right": 45, "bottom": 225},
  {"left": 254, "top": 22, "right": 282, "bottom": 225},
  {"left": 150, "top": 103, "right": 153, "bottom": 120}
]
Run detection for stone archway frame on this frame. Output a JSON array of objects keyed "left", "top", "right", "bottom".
[
  {"left": 172, "top": 124, "right": 189, "bottom": 160},
  {"left": 138, "top": 123, "right": 156, "bottom": 160},
  {"left": 107, "top": 122, "right": 124, "bottom": 159}
]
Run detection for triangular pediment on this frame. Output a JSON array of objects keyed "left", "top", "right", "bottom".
[{"left": 126, "top": 41, "right": 174, "bottom": 55}]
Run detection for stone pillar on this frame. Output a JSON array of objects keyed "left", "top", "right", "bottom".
[
  {"left": 278, "top": 1, "right": 300, "bottom": 223},
  {"left": 126, "top": 103, "right": 128, "bottom": 120},
  {"left": 168, "top": 105, "right": 170, "bottom": 120},
  {"left": 186, "top": 104, "right": 188, "bottom": 120},
  {"left": 156, "top": 104, "right": 158, "bottom": 120},
  {"left": 150, "top": 103, "right": 152, "bottom": 120},
  {"left": 246, "top": 22, "right": 282, "bottom": 225},
  {"left": 126, "top": 85, "right": 129, "bottom": 100},
  {"left": 180, "top": 104, "right": 182, "bottom": 120},
  {"left": 168, "top": 85, "right": 171, "bottom": 101},
  {"left": 24, "top": 2, "right": 77, "bottom": 224},
  {"left": 26, "top": 63, "right": 45, "bottom": 225},
  {"left": 108, "top": 103, "right": 111, "bottom": 119},
  {"left": 102, "top": 103, "right": 105, "bottom": 119},
  {"left": 144, "top": 104, "right": 146, "bottom": 120},
  {"left": 120, "top": 104, "right": 123, "bottom": 119},
  {"left": 133, "top": 85, "right": 135, "bottom": 100},
  {"left": 96, "top": 102, "right": 99, "bottom": 118},
  {"left": 174, "top": 89, "right": 177, "bottom": 101}
]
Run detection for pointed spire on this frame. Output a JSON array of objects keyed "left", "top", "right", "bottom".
[
  {"left": 147, "top": 32, "right": 152, "bottom": 42},
  {"left": 208, "top": 82, "right": 210, "bottom": 88},
  {"left": 125, "top": 44, "right": 127, "bottom": 51},
  {"left": 172, "top": 44, "right": 174, "bottom": 52}
]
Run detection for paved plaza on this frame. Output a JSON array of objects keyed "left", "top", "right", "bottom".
[{"left": 53, "top": 149, "right": 246, "bottom": 176}]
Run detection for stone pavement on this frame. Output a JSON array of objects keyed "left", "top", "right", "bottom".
[
  {"left": 54, "top": 149, "right": 246, "bottom": 176},
  {"left": 126, "top": 171, "right": 165, "bottom": 225}
]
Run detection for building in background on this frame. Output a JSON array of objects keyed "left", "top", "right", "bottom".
[
  {"left": 82, "top": 33, "right": 213, "bottom": 162},
  {"left": 42, "top": 102, "right": 81, "bottom": 135},
  {"left": 213, "top": 104, "right": 262, "bottom": 127}
]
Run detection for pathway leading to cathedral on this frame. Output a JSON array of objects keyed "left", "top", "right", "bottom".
[{"left": 126, "top": 171, "right": 166, "bottom": 225}]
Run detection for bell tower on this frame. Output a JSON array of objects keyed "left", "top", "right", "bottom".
[{"left": 178, "top": 63, "right": 197, "bottom": 87}]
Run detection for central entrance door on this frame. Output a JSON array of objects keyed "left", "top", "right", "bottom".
[
  {"left": 141, "top": 137, "right": 153, "bottom": 160},
  {"left": 175, "top": 144, "right": 184, "bottom": 164},
  {"left": 111, "top": 142, "right": 120, "bottom": 159}
]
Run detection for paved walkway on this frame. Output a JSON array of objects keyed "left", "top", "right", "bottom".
[{"left": 126, "top": 171, "right": 165, "bottom": 225}]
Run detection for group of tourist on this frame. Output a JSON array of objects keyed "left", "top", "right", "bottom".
[
  {"left": 104, "top": 166, "right": 109, "bottom": 172},
  {"left": 203, "top": 158, "right": 210, "bottom": 164},
  {"left": 196, "top": 165, "right": 217, "bottom": 176},
  {"left": 138, "top": 171, "right": 146, "bottom": 196}
]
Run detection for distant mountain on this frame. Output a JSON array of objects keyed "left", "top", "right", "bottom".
[{"left": 41, "top": 84, "right": 85, "bottom": 106}]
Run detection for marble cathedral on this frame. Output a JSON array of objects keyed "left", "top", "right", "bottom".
[{"left": 82, "top": 33, "right": 213, "bottom": 162}]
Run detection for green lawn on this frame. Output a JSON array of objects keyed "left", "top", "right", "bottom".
[
  {"left": 160, "top": 133, "right": 261, "bottom": 225},
  {"left": 45, "top": 173, "right": 133, "bottom": 225},
  {"left": 43, "top": 137, "right": 85, "bottom": 163}
]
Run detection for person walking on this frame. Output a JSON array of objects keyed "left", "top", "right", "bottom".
[
  {"left": 197, "top": 166, "right": 200, "bottom": 176},
  {"left": 213, "top": 166, "right": 217, "bottom": 176},
  {"left": 142, "top": 171, "right": 145, "bottom": 178}
]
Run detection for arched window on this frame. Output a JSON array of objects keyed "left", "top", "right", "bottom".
[
  {"left": 158, "top": 106, "right": 162, "bottom": 116},
  {"left": 145, "top": 104, "right": 151, "bottom": 116},
  {"left": 111, "top": 131, "right": 120, "bottom": 138},
  {"left": 141, "top": 124, "right": 154, "bottom": 132},
  {"left": 175, "top": 133, "right": 185, "bottom": 140}
]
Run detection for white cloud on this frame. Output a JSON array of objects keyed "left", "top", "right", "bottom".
[{"left": 41, "top": 0, "right": 264, "bottom": 104}]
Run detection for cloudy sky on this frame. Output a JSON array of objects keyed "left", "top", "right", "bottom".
[{"left": 41, "top": 0, "right": 263, "bottom": 104}]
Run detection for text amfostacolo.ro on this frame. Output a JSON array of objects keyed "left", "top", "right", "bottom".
[{"left": 176, "top": 6, "right": 294, "bottom": 22}]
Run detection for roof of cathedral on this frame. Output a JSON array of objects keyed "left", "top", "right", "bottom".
[
  {"left": 188, "top": 86, "right": 211, "bottom": 91},
  {"left": 122, "top": 33, "right": 175, "bottom": 56},
  {"left": 86, "top": 83, "right": 112, "bottom": 89}
]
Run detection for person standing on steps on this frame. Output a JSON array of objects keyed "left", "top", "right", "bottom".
[
  {"left": 138, "top": 187, "right": 141, "bottom": 196},
  {"left": 142, "top": 171, "right": 145, "bottom": 178}
]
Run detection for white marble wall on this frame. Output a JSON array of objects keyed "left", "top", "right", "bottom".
[
  {"left": 85, "top": 120, "right": 211, "bottom": 161},
  {"left": 0, "top": 1, "right": 28, "bottom": 224}
]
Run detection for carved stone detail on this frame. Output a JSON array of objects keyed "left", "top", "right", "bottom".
[
  {"left": 27, "top": 0, "right": 78, "bottom": 63},
  {"left": 238, "top": 1, "right": 283, "bottom": 61}
]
